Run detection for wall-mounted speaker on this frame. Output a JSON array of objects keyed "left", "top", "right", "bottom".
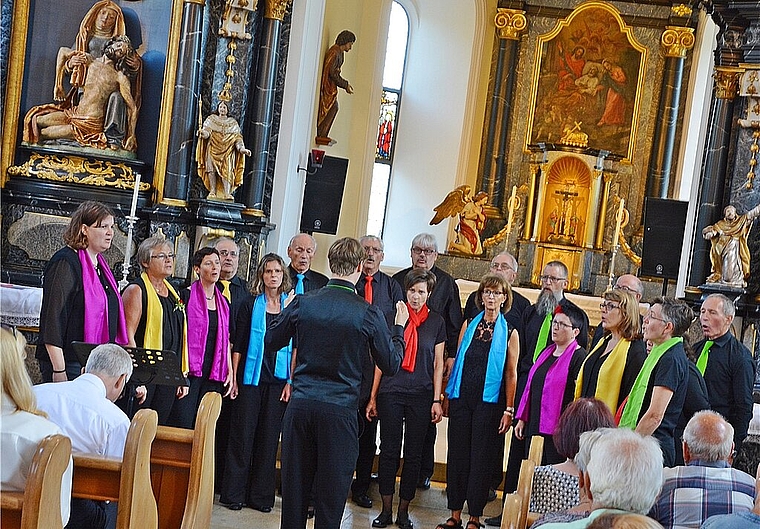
[
  {"left": 299, "top": 155, "right": 348, "bottom": 235},
  {"left": 640, "top": 197, "right": 689, "bottom": 280}
]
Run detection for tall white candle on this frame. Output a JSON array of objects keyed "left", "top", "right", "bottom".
[
  {"left": 613, "top": 198, "right": 624, "bottom": 248},
  {"left": 506, "top": 185, "right": 517, "bottom": 235},
  {"left": 129, "top": 173, "right": 141, "bottom": 218}
]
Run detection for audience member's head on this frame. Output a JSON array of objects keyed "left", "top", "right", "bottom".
[
  {"left": 84, "top": 344, "right": 133, "bottom": 402},
  {"left": 553, "top": 398, "right": 615, "bottom": 461},
  {"left": 587, "top": 512, "right": 664, "bottom": 529},
  {"left": 0, "top": 327, "right": 45, "bottom": 417},
  {"left": 585, "top": 428, "right": 663, "bottom": 514},
  {"left": 682, "top": 410, "right": 734, "bottom": 464}
]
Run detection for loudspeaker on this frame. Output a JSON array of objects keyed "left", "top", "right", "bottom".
[
  {"left": 641, "top": 197, "right": 689, "bottom": 279},
  {"left": 299, "top": 155, "right": 348, "bottom": 235}
]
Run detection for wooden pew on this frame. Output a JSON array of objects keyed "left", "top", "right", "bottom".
[
  {"left": 71, "top": 408, "right": 159, "bottom": 529},
  {"left": 150, "top": 392, "right": 222, "bottom": 529},
  {"left": 499, "top": 492, "right": 523, "bottom": 529},
  {"left": 1, "top": 434, "right": 71, "bottom": 529}
]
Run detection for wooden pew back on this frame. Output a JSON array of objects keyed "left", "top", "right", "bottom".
[{"left": 1, "top": 434, "right": 71, "bottom": 529}]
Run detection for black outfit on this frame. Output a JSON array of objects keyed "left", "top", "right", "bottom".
[
  {"left": 353, "top": 271, "right": 404, "bottom": 499},
  {"left": 463, "top": 288, "right": 530, "bottom": 330},
  {"left": 392, "top": 265, "right": 463, "bottom": 482},
  {"left": 287, "top": 265, "right": 329, "bottom": 293},
  {"left": 447, "top": 320, "right": 513, "bottom": 518},
  {"left": 674, "top": 362, "right": 711, "bottom": 465},
  {"left": 37, "top": 246, "right": 121, "bottom": 381},
  {"left": 131, "top": 275, "right": 185, "bottom": 426},
  {"left": 503, "top": 297, "right": 590, "bottom": 494},
  {"left": 377, "top": 312, "right": 445, "bottom": 501},
  {"left": 221, "top": 305, "right": 287, "bottom": 510},
  {"left": 578, "top": 337, "right": 647, "bottom": 410},
  {"left": 638, "top": 341, "right": 689, "bottom": 467},
  {"left": 266, "top": 279, "right": 405, "bottom": 529},
  {"left": 694, "top": 332, "right": 756, "bottom": 452},
  {"left": 520, "top": 346, "right": 587, "bottom": 465}
]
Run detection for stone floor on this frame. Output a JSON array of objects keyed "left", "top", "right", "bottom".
[{"left": 209, "top": 480, "right": 505, "bottom": 528}]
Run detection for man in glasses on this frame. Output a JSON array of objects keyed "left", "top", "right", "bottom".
[
  {"left": 392, "top": 232, "right": 463, "bottom": 489},
  {"left": 590, "top": 274, "right": 644, "bottom": 349},
  {"left": 463, "top": 251, "right": 530, "bottom": 327}
]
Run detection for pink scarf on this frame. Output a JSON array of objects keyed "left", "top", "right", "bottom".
[
  {"left": 186, "top": 281, "right": 229, "bottom": 381},
  {"left": 78, "top": 250, "right": 128, "bottom": 345}
]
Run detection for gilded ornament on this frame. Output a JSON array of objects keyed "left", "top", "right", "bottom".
[
  {"left": 559, "top": 121, "right": 588, "bottom": 148},
  {"left": 670, "top": 4, "right": 692, "bottom": 18},
  {"left": 263, "top": 0, "right": 291, "bottom": 21},
  {"left": 494, "top": 8, "right": 527, "bottom": 40},
  {"left": 661, "top": 26, "right": 695, "bottom": 58},
  {"left": 713, "top": 69, "right": 740, "bottom": 100}
]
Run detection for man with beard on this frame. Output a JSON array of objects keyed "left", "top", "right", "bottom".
[{"left": 485, "top": 260, "right": 589, "bottom": 526}]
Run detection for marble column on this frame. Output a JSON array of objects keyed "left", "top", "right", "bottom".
[
  {"left": 478, "top": 8, "right": 526, "bottom": 218},
  {"left": 241, "top": 0, "right": 291, "bottom": 217},
  {"left": 644, "top": 26, "right": 695, "bottom": 199},
  {"left": 162, "top": 0, "right": 206, "bottom": 204}
]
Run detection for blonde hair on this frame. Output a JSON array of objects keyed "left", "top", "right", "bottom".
[{"left": 0, "top": 328, "right": 46, "bottom": 417}]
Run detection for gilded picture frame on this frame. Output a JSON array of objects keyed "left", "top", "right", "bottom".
[
  {"left": 1, "top": 0, "right": 184, "bottom": 198},
  {"left": 524, "top": 1, "right": 647, "bottom": 162}
]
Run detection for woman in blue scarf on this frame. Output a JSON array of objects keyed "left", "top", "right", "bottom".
[
  {"left": 438, "top": 274, "right": 519, "bottom": 529},
  {"left": 220, "top": 253, "right": 292, "bottom": 513}
]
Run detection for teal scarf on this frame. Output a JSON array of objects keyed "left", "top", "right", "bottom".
[{"left": 243, "top": 293, "right": 291, "bottom": 385}]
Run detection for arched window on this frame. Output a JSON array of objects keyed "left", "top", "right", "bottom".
[{"left": 366, "top": 1, "right": 409, "bottom": 237}]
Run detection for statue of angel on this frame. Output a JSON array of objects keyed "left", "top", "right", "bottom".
[{"left": 430, "top": 185, "right": 489, "bottom": 256}]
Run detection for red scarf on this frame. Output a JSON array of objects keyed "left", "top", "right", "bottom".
[{"left": 402, "top": 303, "right": 429, "bottom": 372}]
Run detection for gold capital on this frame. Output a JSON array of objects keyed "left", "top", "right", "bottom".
[
  {"left": 671, "top": 4, "right": 692, "bottom": 18},
  {"left": 264, "top": 0, "right": 291, "bottom": 21},
  {"left": 661, "top": 26, "right": 695, "bottom": 58},
  {"left": 494, "top": 8, "right": 527, "bottom": 40},
  {"left": 714, "top": 67, "right": 743, "bottom": 100}
]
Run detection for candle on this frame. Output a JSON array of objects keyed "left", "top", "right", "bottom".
[
  {"left": 129, "top": 173, "right": 141, "bottom": 218},
  {"left": 613, "top": 198, "right": 625, "bottom": 248},
  {"left": 506, "top": 185, "right": 517, "bottom": 235}
]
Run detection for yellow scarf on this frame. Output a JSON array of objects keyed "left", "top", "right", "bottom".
[
  {"left": 574, "top": 335, "right": 631, "bottom": 412},
  {"left": 141, "top": 272, "right": 189, "bottom": 373}
]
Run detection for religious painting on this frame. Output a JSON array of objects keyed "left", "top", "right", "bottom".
[
  {"left": 525, "top": 2, "right": 647, "bottom": 162},
  {"left": 1, "top": 0, "right": 181, "bottom": 185}
]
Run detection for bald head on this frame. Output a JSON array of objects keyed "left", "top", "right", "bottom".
[
  {"left": 615, "top": 274, "right": 644, "bottom": 302},
  {"left": 683, "top": 410, "right": 734, "bottom": 463}
]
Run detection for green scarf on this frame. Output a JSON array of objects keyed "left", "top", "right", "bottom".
[
  {"left": 533, "top": 312, "right": 553, "bottom": 362},
  {"left": 619, "top": 337, "right": 682, "bottom": 429},
  {"left": 696, "top": 340, "right": 714, "bottom": 375}
]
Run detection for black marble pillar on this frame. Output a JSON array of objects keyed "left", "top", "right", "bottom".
[
  {"left": 242, "top": 17, "right": 281, "bottom": 216},
  {"left": 480, "top": 38, "right": 509, "bottom": 207},
  {"left": 162, "top": 0, "right": 205, "bottom": 203}
]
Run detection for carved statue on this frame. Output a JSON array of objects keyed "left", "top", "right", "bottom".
[
  {"left": 430, "top": 185, "right": 488, "bottom": 256},
  {"left": 702, "top": 204, "right": 760, "bottom": 287},
  {"left": 316, "top": 30, "right": 356, "bottom": 145},
  {"left": 196, "top": 101, "right": 251, "bottom": 200},
  {"left": 24, "top": 36, "right": 139, "bottom": 152}
]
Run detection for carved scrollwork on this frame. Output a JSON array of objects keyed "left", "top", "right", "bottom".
[
  {"left": 661, "top": 26, "right": 695, "bottom": 58},
  {"left": 494, "top": 8, "right": 527, "bottom": 41},
  {"left": 713, "top": 68, "right": 740, "bottom": 100}
]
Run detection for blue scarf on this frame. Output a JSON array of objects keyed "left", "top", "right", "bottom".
[
  {"left": 446, "top": 311, "right": 508, "bottom": 403},
  {"left": 243, "top": 293, "right": 291, "bottom": 385}
]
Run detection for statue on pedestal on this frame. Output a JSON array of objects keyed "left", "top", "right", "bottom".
[
  {"left": 702, "top": 204, "right": 760, "bottom": 287},
  {"left": 316, "top": 30, "right": 356, "bottom": 146}
]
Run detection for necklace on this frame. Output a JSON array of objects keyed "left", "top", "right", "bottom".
[{"left": 205, "top": 295, "right": 214, "bottom": 301}]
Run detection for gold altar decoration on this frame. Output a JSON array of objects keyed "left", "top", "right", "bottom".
[
  {"left": 8, "top": 152, "right": 149, "bottom": 191},
  {"left": 540, "top": 156, "right": 591, "bottom": 247},
  {"left": 495, "top": 8, "right": 527, "bottom": 41},
  {"left": 748, "top": 130, "right": 760, "bottom": 190},
  {"left": 714, "top": 67, "right": 742, "bottom": 100},
  {"left": 559, "top": 122, "right": 589, "bottom": 148},
  {"left": 220, "top": 0, "right": 258, "bottom": 39},
  {"left": 661, "top": 26, "right": 695, "bottom": 58},
  {"left": 671, "top": 4, "right": 692, "bottom": 18},
  {"left": 263, "top": 0, "right": 292, "bottom": 21}
]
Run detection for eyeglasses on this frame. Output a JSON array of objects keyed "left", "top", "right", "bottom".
[
  {"left": 552, "top": 320, "right": 574, "bottom": 329},
  {"left": 412, "top": 247, "right": 436, "bottom": 256},
  {"left": 363, "top": 246, "right": 383, "bottom": 254},
  {"left": 490, "top": 263, "right": 515, "bottom": 272},
  {"left": 616, "top": 284, "right": 638, "bottom": 294},
  {"left": 150, "top": 253, "right": 175, "bottom": 260},
  {"left": 645, "top": 311, "right": 668, "bottom": 324},
  {"left": 599, "top": 302, "right": 621, "bottom": 312},
  {"left": 218, "top": 250, "right": 238, "bottom": 257},
  {"left": 482, "top": 290, "right": 504, "bottom": 298},
  {"left": 540, "top": 275, "right": 566, "bottom": 283}
]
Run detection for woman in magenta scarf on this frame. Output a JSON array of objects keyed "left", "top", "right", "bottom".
[
  {"left": 37, "top": 200, "right": 128, "bottom": 382},
  {"left": 173, "top": 247, "right": 232, "bottom": 429},
  {"left": 514, "top": 303, "right": 588, "bottom": 464},
  {"left": 367, "top": 268, "right": 445, "bottom": 529}
]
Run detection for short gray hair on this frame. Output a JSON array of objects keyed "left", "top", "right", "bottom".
[
  {"left": 289, "top": 233, "right": 317, "bottom": 250},
  {"left": 493, "top": 251, "right": 518, "bottom": 271},
  {"left": 575, "top": 428, "right": 607, "bottom": 473},
  {"left": 359, "top": 235, "right": 384, "bottom": 252},
  {"left": 137, "top": 235, "right": 171, "bottom": 270},
  {"left": 705, "top": 293, "right": 736, "bottom": 319},
  {"left": 213, "top": 236, "right": 238, "bottom": 249},
  {"left": 411, "top": 233, "right": 438, "bottom": 252},
  {"left": 85, "top": 344, "right": 133, "bottom": 380},
  {"left": 683, "top": 410, "right": 734, "bottom": 462},
  {"left": 586, "top": 428, "right": 663, "bottom": 514}
]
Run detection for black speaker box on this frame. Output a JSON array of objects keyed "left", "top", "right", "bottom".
[
  {"left": 641, "top": 197, "right": 689, "bottom": 280},
  {"left": 299, "top": 156, "right": 349, "bottom": 235}
]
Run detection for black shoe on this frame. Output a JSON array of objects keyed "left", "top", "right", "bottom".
[
  {"left": 251, "top": 504, "right": 272, "bottom": 513},
  {"left": 487, "top": 488, "right": 497, "bottom": 502},
  {"left": 483, "top": 515, "right": 501, "bottom": 527},
  {"left": 227, "top": 502, "right": 243, "bottom": 511},
  {"left": 416, "top": 476, "right": 431, "bottom": 490},
  {"left": 396, "top": 514, "right": 414, "bottom": 529},
  {"left": 372, "top": 511, "right": 393, "bottom": 528},
  {"left": 352, "top": 493, "right": 373, "bottom": 508},
  {"left": 307, "top": 506, "right": 315, "bottom": 519}
]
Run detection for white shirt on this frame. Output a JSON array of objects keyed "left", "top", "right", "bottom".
[
  {"left": 34, "top": 373, "right": 130, "bottom": 459},
  {"left": 1, "top": 393, "right": 72, "bottom": 524}
]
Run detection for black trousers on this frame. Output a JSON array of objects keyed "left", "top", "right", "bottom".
[
  {"left": 139, "top": 383, "right": 178, "bottom": 426},
  {"left": 377, "top": 392, "right": 430, "bottom": 501},
  {"left": 220, "top": 380, "right": 286, "bottom": 508},
  {"left": 446, "top": 397, "right": 502, "bottom": 517},
  {"left": 39, "top": 358, "right": 82, "bottom": 383},
  {"left": 352, "top": 406, "right": 378, "bottom": 496},
  {"left": 502, "top": 432, "right": 525, "bottom": 494},
  {"left": 170, "top": 376, "right": 223, "bottom": 429},
  {"left": 65, "top": 499, "right": 117, "bottom": 529},
  {"left": 281, "top": 398, "right": 359, "bottom": 529},
  {"left": 215, "top": 394, "right": 234, "bottom": 489},
  {"left": 420, "top": 421, "right": 437, "bottom": 479}
]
